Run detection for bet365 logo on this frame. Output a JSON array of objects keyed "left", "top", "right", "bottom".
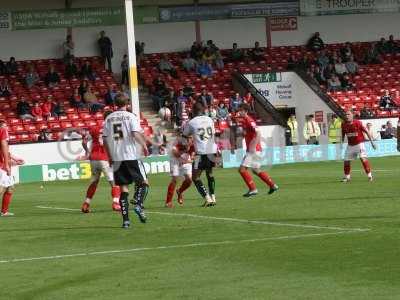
[{"left": 42, "top": 163, "right": 91, "bottom": 181}]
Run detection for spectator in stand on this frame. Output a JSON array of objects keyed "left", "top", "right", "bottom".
[
  {"left": 376, "top": 37, "right": 388, "bottom": 55},
  {"left": 334, "top": 57, "right": 347, "bottom": 75},
  {"left": 202, "top": 48, "right": 216, "bottom": 65},
  {"left": 17, "top": 97, "right": 34, "bottom": 120},
  {"left": 386, "top": 35, "right": 399, "bottom": 54},
  {"left": 78, "top": 80, "right": 89, "bottom": 100},
  {"left": 208, "top": 104, "right": 217, "bottom": 121},
  {"left": 287, "top": 54, "right": 298, "bottom": 70},
  {"left": 206, "top": 40, "right": 218, "bottom": 53},
  {"left": 44, "top": 65, "right": 60, "bottom": 88},
  {"left": 327, "top": 75, "right": 342, "bottom": 92},
  {"left": 80, "top": 60, "right": 96, "bottom": 81},
  {"left": 297, "top": 55, "right": 311, "bottom": 71},
  {"left": 379, "top": 90, "right": 393, "bottom": 110},
  {"left": 64, "top": 57, "right": 78, "bottom": 79},
  {"left": 341, "top": 73, "right": 353, "bottom": 91},
  {"left": 41, "top": 96, "right": 54, "bottom": 118},
  {"left": 84, "top": 87, "right": 104, "bottom": 113},
  {"left": 384, "top": 121, "right": 396, "bottom": 138},
  {"left": 152, "top": 84, "right": 169, "bottom": 111},
  {"left": 62, "top": 34, "right": 75, "bottom": 62},
  {"left": 25, "top": 64, "right": 39, "bottom": 89},
  {"left": 230, "top": 93, "right": 243, "bottom": 112},
  {"left": 104, "top": 85, "right": 118, "bottom": 106},
  {"left": 190, "top": 41, "right": 203, "bottom": 60},
  {"left": 364, "top": 43, "right": 382, "bottom": 64},
  {"left": 230, "top": 43, "right": 243, "bottom": 62},
  {"left": 182, "top": 82, "right": 195, "bottom": 98},
  {"left": 340, "top": 42, "right": 353, "bottom": 62},
  {"left": 52, "top": 101, "right": 66, "bottom": 117},
  {"left": 182, "top": 52, "right": 197, "bottom": 73},
  {"left": 217, "top": 102, "right": 229, "bottom": 121},
  {"left": 6, "top": 57, "right": 18, "bottom": 75},
  {"left": 364, "top": 122, "right": 379, "bottom": 140},
  {"left": 329, "top": 51, "right": 339, "bottom": 65},
  {"left": 215, "top": 50, "right": 224, "bottom": 70},
  {"left": 0, "top": 79, "right": 12, "bottom": 97},
  {"left": 98, "top": 30, "right": 113, "bottom": 71},
  {"left": 251, "top": 41, "right": 264, "bottom": 62},
  {"left": 287, "top": 115, "right": 298, "bottom": 145},
  {"left": 313, "top": 66, "right": 326, "bottom": 85},
  {"left": 0, "top": 60, "right": 5, "bottom": 75},
  {"left": 121, "top": 54, "right": 129, "bottom": 85},
  {"left": 31, "top": 102, "right": 43, "bottom": 119},
  {"left": 244, "top": 92, "right": 255, "bottom": 111},
  {"left": 38, "top": 129, "right": 51, "bottom": 142},
  {"left": 307, "top": 32, "right": 324, "bottom": 52},
  {"left": 323, "top": 64, "right": 335, "bottom": 81},
  {"left": 345, "top": 56, "right": 359, "bottom": 74},
  {"left": 197, "top": 60, "right": 213, "bottom": 79},
  {"left": 316, "top": 50, "right": 330, "bottom": 70},
  {"left": 69, "top": 88, "right": 86, "bottom": 109},
  {"left": 303, "top": 114, "right": 321, "bottom": 145},
  {"left": 159, "top": 54, "right": 177, "bottom": 78},
  {"left": 135, "top": 41, "right": 145, "bottom": 66},
  {"left": 360, "top": 105, "right": 374, "bottom": 118},
  {"left": 121, "top": 84, "right": 130, "bottom": 99},
  {"left": 198, "top": 89, "right": 213, "bottom": 108},
  {"left": 176, "top": 89, "right": 188, "bottom": 105}
]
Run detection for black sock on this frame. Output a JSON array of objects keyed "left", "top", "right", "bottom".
[
  {"left": 194, "top": 179, "right": 208, "bottom": 198},
  {"left": 119, "top": 192, "right": 129, "bottom": 222},
  {"left": 207, "top": 175, "right": 215, "bottom": 196},
  {"left": 134, "top": 184, "right": 149, "bottom": 207}
]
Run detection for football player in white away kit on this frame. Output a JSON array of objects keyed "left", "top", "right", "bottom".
[
  {"left": 103, "top": 97, "right": 149, "bottom": 229},
  {"left": 183, "top": 102, "right": 217, "bottom": 207}
]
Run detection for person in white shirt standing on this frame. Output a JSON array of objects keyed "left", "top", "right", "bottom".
[
  {"left": 183, "top": 102, "right": 217, "bottom": 207},
  {"left": 103, "top": 97, "right": 149, "bottom": 229},
  {"left": 303, "top": 114, "right": 321, "bottom": 145}
]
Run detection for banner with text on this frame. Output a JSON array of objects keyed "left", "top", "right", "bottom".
[
  {"left": 0, "top": 12, "right": 11, "bottom": 30},
  {"left": 270, "top": 16, "right": 298, "bottom": 31},
  {"left": 11, "top": 6, "right": 158, "bottom": 30},
  {"left": 245, "top": 72, "right": 296, "bottom": 107},
  {"left": 159, "top": 2, "right": 299, "bottom": 22},
  {"left": 300, "top": 0, "right": 400, "bottom": 16}
]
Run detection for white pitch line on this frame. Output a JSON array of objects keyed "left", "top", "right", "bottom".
[
  {"left": 0, "top": 230, "right": 360, "bottom": 264},
  {"left": 149, "top": 211, "right": 370, "bottom": 232},
  {"left": 35, "top": 206, "right": 370, "bottom": 232}
]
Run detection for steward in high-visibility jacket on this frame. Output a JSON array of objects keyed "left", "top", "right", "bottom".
[
  {"left": 328, "top": 115, "right": 342, "bottom": 144},
  {"left": 287, "top": 115, "right": 298, "bottom": 145}
]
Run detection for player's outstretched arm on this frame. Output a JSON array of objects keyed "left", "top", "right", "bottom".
[
  {"left": 0, "top": 139, "right": 10, "bottom": 175},
  {"left": 248, "top": 128, "right": 261, "bottom": 153},
  {"left": 133, "top": 132, "right": 149, "bottom": 157},
  {"left": 362, "top": 127, "right": 376, "bottom": 150}
]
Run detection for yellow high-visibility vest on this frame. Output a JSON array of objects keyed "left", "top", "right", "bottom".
[
  {"left": 287, "top": 119, "right": 298, "bottom": 143},
  {"left": 328, "top": 118, "right": 342, "bottom": 143}
]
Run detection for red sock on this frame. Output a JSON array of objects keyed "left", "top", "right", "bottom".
[
  {"left": 1, "top": 192, "right": 12, "bottom": 213},
  {"left": 239, "top": 169, "right": 257, "bottom": 191},
  {"left": 166, "top": 182, "right": 176, "bottom": 204},
  {"left": 178, "top": 179, "right": 192, "bottom": 194},
  {"left": 344, "top": 161, "right": 351, "bottom": 176},
  {"left": 111, "top": 186, "right": 120, "bottom": 199},
  {"left": 86, "top": 182, "right": 98, "bottom": 200},
  {"left": 257, "top": 172, "right": 275, "bottom": 188},
  {"left": 361, "top": 159, "right": 371, "bottom": 174}
]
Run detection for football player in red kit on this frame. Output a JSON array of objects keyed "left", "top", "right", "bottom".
[
  {"left": 341, "top": 110, "right": 376, "bottom": 182},
  {"left": 81, "top": 122, "right": 121, "bottom": 213},
  {"left": 165, "top": 134, "right": 194, "bottom": 207},
  {"left": 236, "top": 104, "right": 279, "bottom": 197}
]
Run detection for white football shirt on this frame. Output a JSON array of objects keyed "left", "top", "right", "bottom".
[
  {"left": 183, "top": 115, "right": 217, "bottom": 154},
  {"left": 103, "top": 110, "right": 143, "bottom": 161}
]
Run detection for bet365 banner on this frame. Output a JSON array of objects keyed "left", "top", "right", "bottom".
[{"left": 300, "top": 0, "right": 400, "bottom": 16}]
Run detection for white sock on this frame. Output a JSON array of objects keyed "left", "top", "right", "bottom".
[
  {"left": 112, "top": 198, "right": 119, "bottom": 203},
  {"left": 85, "top": 198, "right": 91, "bottom": 204}
]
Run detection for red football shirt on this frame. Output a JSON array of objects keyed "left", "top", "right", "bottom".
[
  {"left": 88, "top": 126, "right": 108, "bottom": 161},
  {"left": 241, "top": 115, "right": 262, "bottom": 152},
  {"left": 342, "top": 119, "right": 365, "bottom": 146},
  {"left": 0, "top": 127, "right": 9, "bottom": 171}
]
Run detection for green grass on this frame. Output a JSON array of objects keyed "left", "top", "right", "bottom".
[{"left": 1, "top": 156, "right": 400, "bottom": 300}]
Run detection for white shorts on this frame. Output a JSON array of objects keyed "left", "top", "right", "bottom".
[
  {"left": 0, "top": 169, "right": 14, "bottom": 188},
  {"left": 344, "top": 143, "right": 367, "bottom": 161},
  {"left": 91, "top": 160, "right": 113, "bottom": 182},
  {"left": 170, "top": 160, "right": 192, "bottom": 178},
  {"left": 241, "top": 152, "right": 263, "bottom": 169}
]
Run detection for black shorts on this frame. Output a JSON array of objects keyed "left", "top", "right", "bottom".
[
  {"left": 113, "top": 160, "right": 147, "bottom": 186},
  {"left": 193, "top": 154, "right": 216, "bottom": 171}
]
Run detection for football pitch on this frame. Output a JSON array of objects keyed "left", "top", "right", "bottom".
[{"left": 1, "top": 156, "right": 399, "bottom": 300}]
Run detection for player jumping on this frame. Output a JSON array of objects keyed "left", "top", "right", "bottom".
[
  {"left": 81, "top": 117, "right": 121, "bottom": 213},
  {"left": 236, "top": 103, "right": 278, "bottom": 197},
  {"left": 165, "top": 133, "right": 194, "bottom": 208},
  {"left": 341, "top": 110, "right": 376, "bottom": 182},
  {"left": 103, "top": 97, "right": 150, "bottom": 229},
  {"left": 183, "top": 102, "right": 217, "bottom": 207}
]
